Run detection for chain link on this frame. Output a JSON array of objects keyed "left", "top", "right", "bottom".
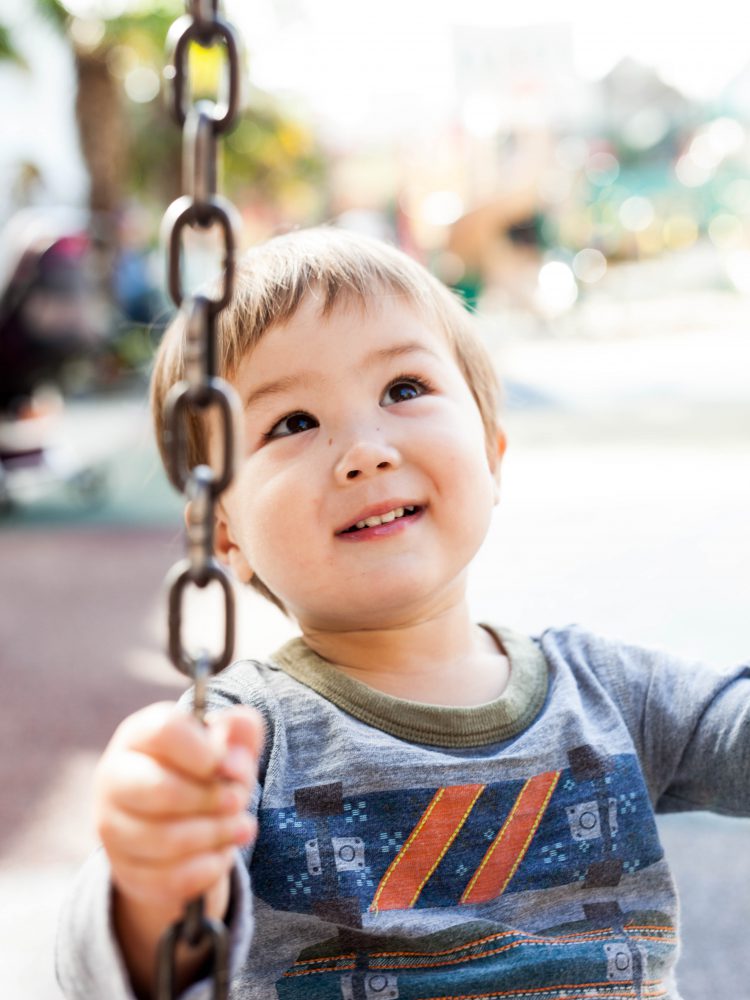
[
  {"left": 163, "top": 378, "right": 238, "bottom": 493},
  {"left": 157, "top": 2, "right": 243, "bottom": 996},
  {"left": 164, "top": 194, "right": 240, "bottom": 310},
  {"left": 167, "top": 13, "right": 240, "bottom": 131}
]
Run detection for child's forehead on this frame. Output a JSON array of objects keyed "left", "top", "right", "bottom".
[
  {"left": 286, "top": 287, "right": 436, "bottom": 330},
  {"left": 233, "top": 289, "right": 449, "bottom": 372}
]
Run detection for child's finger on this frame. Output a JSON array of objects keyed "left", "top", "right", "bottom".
[
  {"left": 113, "top": 703, "right": 225, "bottom": 782},
  {"left": 101, "top": 808, "right": 256, "bottom": 864},
  {"left": 206, "top": 706, "right": 265, "bottom": 782},
  {"left": 100, "top": 750, "right": 249, "bottom": 818},
  {"left": 206, "top": 705, "right": 265, "bottom": 755},
  {"left": 112, "top": 846, "right": 237, "bottom": 908}
]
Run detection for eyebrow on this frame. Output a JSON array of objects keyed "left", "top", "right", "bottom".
[
  {"left": 244, "top": 372, "right": 315, "bottom": 411},
  {"left": 243, "top": 341, "right": 439, "bottom": 411},
  {"left": 367, "top": 341, "right": 441, "bottom": 365}
]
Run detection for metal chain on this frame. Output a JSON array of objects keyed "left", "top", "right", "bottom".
[{"left": 157, "top": 3, "right": 242, "bottom": 997}]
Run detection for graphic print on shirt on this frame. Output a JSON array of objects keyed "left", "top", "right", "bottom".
[
  {"left": 370, "top": 772, "right": 558, "bottom": 912},
  {"left": 254, "top": 747, "right": 670, "bottom": 999},
  {"left": 274, "top": 912, "right": 675, "bottom": 1000},
  {"left": 251, "top": 748, "right": 663, "bottom": 920}
]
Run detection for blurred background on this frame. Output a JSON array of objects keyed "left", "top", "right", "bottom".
[{"left": 0, "top": 0, "right": 748, "bottom": 996}]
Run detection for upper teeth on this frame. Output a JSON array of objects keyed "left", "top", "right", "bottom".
[{"left": 355, "top": 505, "right": 416, "bottom": 529}]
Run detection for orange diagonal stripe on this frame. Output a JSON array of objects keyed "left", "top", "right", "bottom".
[
  {"left": 460, "top": 770, "right": 561, "bottom": 905},
  {"left": 370, "top": 784, "right": 485, "bottom": 913}
]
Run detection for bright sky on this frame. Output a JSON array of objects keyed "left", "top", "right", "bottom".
[{"left": 227, "top": 0, "right": 750, "bottom": 138}]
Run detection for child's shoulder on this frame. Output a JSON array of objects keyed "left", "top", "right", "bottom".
[
  {"left": 537, "top": 622, "right": 680, "bottom": 680},
  {"left": 536, "top": 621, "right": 748, "bottom": 723},
  {"left": 203, "top": 636, "right": 323, "bottom": 717},
  {"left": 536, "top": 622, "right": 699, "bottom": 700},
  {"left": 204, "top": 647, "right": 293, "bottom": 712}
]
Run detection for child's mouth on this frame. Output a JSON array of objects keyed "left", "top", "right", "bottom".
[{"left": 338, "top": 504, "right": 423, "bottom": 536}]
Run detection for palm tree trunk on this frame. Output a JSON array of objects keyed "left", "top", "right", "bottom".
[{"left": 74, "top": 44, "right": 128, "bottom": 296}]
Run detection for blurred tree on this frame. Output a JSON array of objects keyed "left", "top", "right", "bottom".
[
  {"left": 0, "top": 0, "right": 327, "bottom": 382},
  {"left": 0, "top": 23, "right": 25, "bottom": 65},
  {"left": 34, "top": 1, "right": 178, "bottom": 244},
  {"left": 0, "top": 1, "right": 327, "bottom": 240}
]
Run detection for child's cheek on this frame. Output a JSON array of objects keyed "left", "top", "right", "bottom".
[{"left": 243, "top": 474, "right": 320, "bottom": 582}]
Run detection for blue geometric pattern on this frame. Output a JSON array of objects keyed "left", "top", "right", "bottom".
[
  {"left": 251, "top": 753, "right": 663, "bottom": 916},
  {"left": 275, "top": 917, "right": 677, "bottom": 999}
]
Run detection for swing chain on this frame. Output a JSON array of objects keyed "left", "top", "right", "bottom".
[{"left": 157, "top": 1, "right": 242, "bottom": 997}]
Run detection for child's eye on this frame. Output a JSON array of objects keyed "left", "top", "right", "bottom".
[
  {"left": 263, "top": 411, "right": 319, "bottom": 440},
  {"left": 381, "top": 376, "right": 432, "bottom": 405}
]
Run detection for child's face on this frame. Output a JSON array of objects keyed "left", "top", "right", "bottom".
[{"left": 214, "top": 294, "right": 504, "bottom": 630}]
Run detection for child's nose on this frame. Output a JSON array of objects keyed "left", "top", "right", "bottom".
[{"left": 334, "top": 437, "right": 402, "bottom": 484}]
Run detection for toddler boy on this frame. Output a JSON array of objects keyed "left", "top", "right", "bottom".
[{"left": 58, "top": 227, "right": 750, "bottom": 1000}]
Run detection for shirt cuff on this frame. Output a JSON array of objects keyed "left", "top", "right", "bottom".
[{"left": 56, "top": 848, "right": 252, "bottom": 1000}]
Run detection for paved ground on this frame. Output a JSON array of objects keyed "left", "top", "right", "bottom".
[{"left": 1, "top": 318, "right": 749, "bottom": 998}]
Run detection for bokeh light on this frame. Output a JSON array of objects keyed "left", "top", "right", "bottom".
[
  {"left": 573, "top": 248, "right": 607, "bottom": 283},
  {"left": 536, "top": 260, "right": 578, "bottom": 317},
  {"left": 619, "top": 197, "right": 656, "bottom": 233},
  {"left": 585, "top": 152, "right": 620, "bottom": 187},
  {"left": 124, "top": 65, "right": 159, "bottom": 103}
]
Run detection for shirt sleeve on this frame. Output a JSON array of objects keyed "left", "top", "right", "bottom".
[
  {"left": 543, "top": 626, "right": 750, "bottom": 815},
  {"left": 56, "top": 660, "right": 277, "bottom": 999},
  {"left": 56, "top": 849, "right": 253, "bottom": 1000}
]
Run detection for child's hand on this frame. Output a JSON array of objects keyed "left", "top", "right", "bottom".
[{"left": 94, "top": 701, "right": 262, "bottom": 955}]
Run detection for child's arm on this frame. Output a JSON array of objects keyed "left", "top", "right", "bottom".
[
  {"left": 92, "top": 701, "right": 263, "bottom": 999},
  {"left": 543, "top": 627, "right": 750, "bottom": 813}
]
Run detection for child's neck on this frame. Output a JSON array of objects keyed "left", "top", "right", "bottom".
[{"left": 300, "top": 600, "right": 509, "bottom": 707}]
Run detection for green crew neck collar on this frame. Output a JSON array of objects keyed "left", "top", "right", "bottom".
[{"left": 270, "top": 625, "right": 549, "bottom": 748}]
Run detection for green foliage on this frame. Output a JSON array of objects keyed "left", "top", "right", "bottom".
[
  {"left": 103, "top": 6, "right": 328, "bottom": 217},
  {"left": 126, "top": 99, "right": 183, "bottom": 207},
  {"left": 32, "top": 0, "right": 70, "bottom": 31},
  {"left": 101, "top": 7, "right": 178, "bottom": 52},
  {"left": 0, "top": 23, "right": 24, "bottom": 65},
  {"left": 224, "top": 97, "right": 328, "bottom": 204},
  {"left": 2, "top": 0, "right": 329, "bottom": 227}
]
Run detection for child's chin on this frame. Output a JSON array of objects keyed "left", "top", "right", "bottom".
[{"left": 337, "top": 580, "right": 437, "bottom": 622}]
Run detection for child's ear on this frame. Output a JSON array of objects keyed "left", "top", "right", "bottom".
[
  {"left": 490, "top": 427, "right": 507, "bottom": 504},
  {"left": 185, "top": 500, "right": 254, "bottom": 583}
]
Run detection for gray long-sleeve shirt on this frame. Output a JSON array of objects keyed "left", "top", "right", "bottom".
[{"left": 57, "top": 624, "right": 750, "bottom": 999}]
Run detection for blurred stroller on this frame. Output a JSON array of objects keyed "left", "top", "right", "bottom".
[{"left": 0, "top": 208, "right": 109, "bottom": 511}]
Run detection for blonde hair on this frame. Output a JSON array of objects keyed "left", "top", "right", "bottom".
[{"left": 151, "top": 226, "right": 501, "bottom": 611}]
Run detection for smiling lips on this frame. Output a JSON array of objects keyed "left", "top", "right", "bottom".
[{"left": 337, "top": 503, "right": 423, "bottom": 537}]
